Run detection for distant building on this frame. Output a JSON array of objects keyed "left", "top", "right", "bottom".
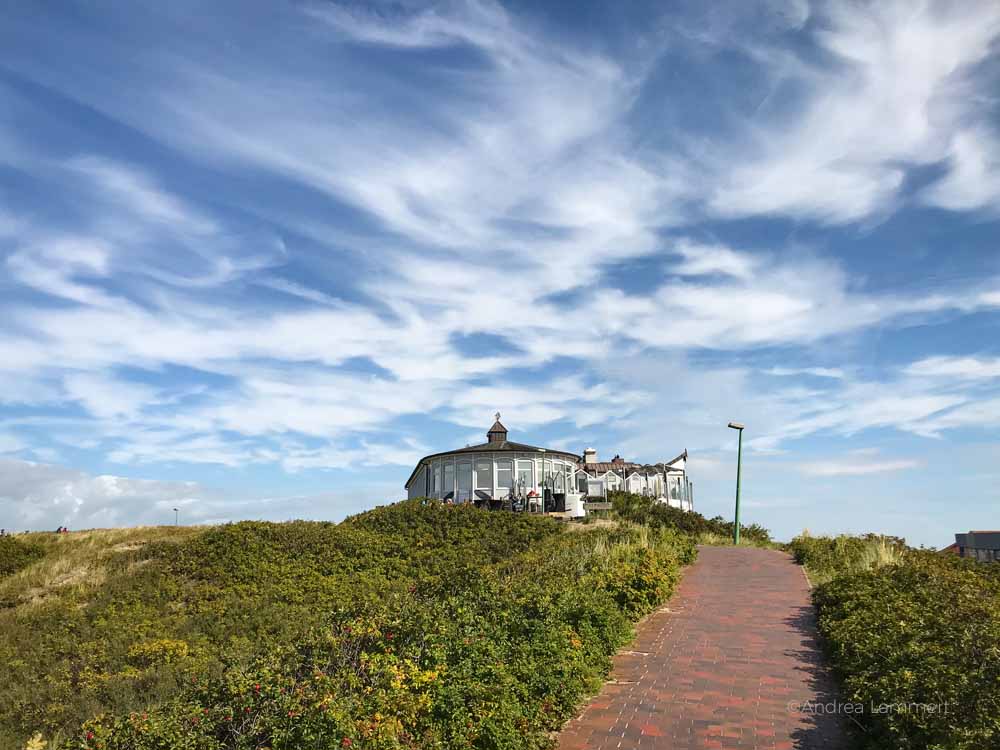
[
  {"left": 575, "top": 449, "right": 693, "bottom": 512},
  {"left": 953, "top": 531, "right": 1000, "bottom": 562},
  {"left": 404, "top": 415, "right": 693, "bottom": 517}
]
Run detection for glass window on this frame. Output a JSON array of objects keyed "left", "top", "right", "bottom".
[
  {"left": 457, "top": 462, "right": 472, "bottom": 502},
  {"left": 516, "top": 460, "right": 534, "bottom": 490},
  {"left": 542, "top": 460, "right": 554, "bottom": 486},
  {"left": 552, "top": 462, "right": 565, "bottom": 492},
  {"left": 475, "top": 460, "right": 493, "bottom": 490},
  {"left": 443, "top": 462, "right": 455, "bottom": 496},
  {"left": 432, "top": 463, "right": 441, "bottom": 495},
  {"left": 496, "top": 460, "right": 513, "bottom": 489}
]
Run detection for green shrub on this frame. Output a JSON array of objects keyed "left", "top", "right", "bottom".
[
  {"left": 788, "top": 531, "right": 907, "bottom": 585},
  {"left": 57, "top": 519, "right": 692, "bottom": 750},
  {"left": 807, "top": 543, "right": 1000, "bottom": 749},
  {"left": 608, "top": 491, "right": 773, "bottom": 545},
  {"left": 0, "top": 501, "right": 694, "bottom": 749},
  {"left": 0, "top": 535, "right": 46, "bottom": 577}
]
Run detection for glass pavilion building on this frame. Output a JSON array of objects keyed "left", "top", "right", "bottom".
[
  {"left": 404, "top": 415, "right": 580, "bottom": 511},
  {"left": 404, "top": 415, "right": 694, "bottom": 515}
]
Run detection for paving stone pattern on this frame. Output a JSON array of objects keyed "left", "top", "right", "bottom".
[{"left": 557, "top": 546, "right": 849, "bottom": 749}]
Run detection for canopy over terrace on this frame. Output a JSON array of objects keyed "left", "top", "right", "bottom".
[{"left": 404, "top": 414, "right": 581, "bottom": 509}]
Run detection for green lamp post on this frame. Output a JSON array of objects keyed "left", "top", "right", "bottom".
[{"left": 728, "top": 422, "right": 744, "bottom": 545}]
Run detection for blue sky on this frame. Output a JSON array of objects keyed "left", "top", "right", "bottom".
[{"left": 1, "top": 0, "right": 999, "bottom": 546}]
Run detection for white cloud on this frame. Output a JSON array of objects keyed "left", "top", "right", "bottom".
[
  {"left": 7, "top": 236, "right": 115, "bottom": 307},
  {"left": 4, "top": 212, "right": 999, "bottom": 470},
  {"left": 798, "top": 456, "right": 921, "bottom": 477},
  {"left": 672, "top": 240, "right": 760, "bottom": 280},
  {"left": 905, "top": 355, "right": 1000, "bottom": 379},
  {"left": 0, "top": 433, "right": 23, "bottom": 454},
  {"left": 0, "top": 457, "right": 205, "bottom": 529},
  {"left": 65, "top": 156, "right": 218, "bottom": 236},
  {"left": 0, "top": 457, "right": 399, "bottom": 530},
  {"left": 62, "top": 372, "right": 159, "bottom": 420},
  {"left": 766, "top": 366, "right": 845, "bottom": 379},
  {"left": 0, "top": 0, "right": 999, "bottom": 499},
  {"left": 922, "top": 127, "right": 1000, "bottom": 213},
  {"left": 909, "top": 397, "right": 1000, "bottom": 436},
  {"left": 708, "top": 0, "right": 1000, "bottom": 222},
  {"left": 584, "top": 252, "right": 998, "bottom": 350}
]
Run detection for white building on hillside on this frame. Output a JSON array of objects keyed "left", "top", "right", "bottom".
[
  {"left": 404, "top": 415, "right": 693, "bottom": 516},
  {"left": 575, "top": 448, "right": 693, "bottom": 511}
]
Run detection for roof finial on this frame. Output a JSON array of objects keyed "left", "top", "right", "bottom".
[{"left": 495, "top": 410, "right": 501, "bottom": 422}]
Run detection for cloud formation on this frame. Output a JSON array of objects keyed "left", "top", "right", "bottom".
[{"left": 0, "top": 0, "right": 999, "bottom": 539}]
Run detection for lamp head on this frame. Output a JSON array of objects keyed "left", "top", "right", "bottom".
[{"left": 727, "top": 421, "right": 745, "bottom": 430}]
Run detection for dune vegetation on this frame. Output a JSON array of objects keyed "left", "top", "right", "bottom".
[
  {"left": 608, "top": 491, "right": 774, "bottom": 547},
  {"left": 0, "top": 501, "right": 695, "bottom": 750},
  {"left": 790, "top": 532, "right": 1000, "bottom": 749}
]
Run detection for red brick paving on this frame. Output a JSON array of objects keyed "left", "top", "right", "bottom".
[{"left": 557, "top": 546, "right": 848, "bottom": 749}]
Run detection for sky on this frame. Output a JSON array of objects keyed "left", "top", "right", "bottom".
[{"left": 1, "top": 0, "right": 999, "bottom": 547}]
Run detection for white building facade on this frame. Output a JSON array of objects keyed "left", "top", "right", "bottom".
[
  {"left": 575, "top": 448, "right": 693, "bottom": 511},
  {"left": 404, "top": 416, "right": 694, "bottom": 516}
]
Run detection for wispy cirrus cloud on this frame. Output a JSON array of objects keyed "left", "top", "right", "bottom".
[
  {"left": 905, "top": 355, "right": 1000, "bottom": 380},
  {"left": 707, "top": 0, "right": 1000, "bottom": 222},
  {"left": 1, "top": 0, "right": 999, "bottom": 542},
  {"left": 798, "top": 454, "right": 921, "bottom": 477},
  {"left": 922, "top": 127, "right": 1000, "bottom": 214},
  {"left": 766, "top": 367, "right": 845, "bottom": 379}
]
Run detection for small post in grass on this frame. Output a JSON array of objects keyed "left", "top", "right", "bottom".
[{"left": 728, "top": 422, "right": 745, "bottom": 545}]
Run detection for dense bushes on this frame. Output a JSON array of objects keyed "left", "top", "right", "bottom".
[
  {"left": 0, "top": 534, "right": 45, "bottom": 577},
  {"left": 788, "top": 531, "right": 907, "bottom": 585},
  {"left": 609, "top": 491, "right": 773, "bottom": 545},
  {"left": 795, "top": 534, "right": 1000, "bottom": 749},
  {"left": 1, "top": 501, "right": 694, "bottom": 749}
]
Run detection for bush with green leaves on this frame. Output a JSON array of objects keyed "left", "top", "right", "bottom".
[
  {"left": 0, "top": 534, "right": 45, "bottom": 577},
  {"left": 1, "top": 500, "right": 694, "bottom": 749},
  {"left": 802, "top": 538, "right": 1000, "bottom": 749},
  {"left": 608, "top": 491, "right": 773, "bottom": 545},
  {"left": 788, "top": 531, "right": 907, "bottom": 585}
]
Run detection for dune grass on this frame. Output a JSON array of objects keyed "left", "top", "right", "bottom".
[
  {"left": 788, "top": 530, "right": 907, "bottom": 585},
  {"left": 0, "top": 526, "right": 200, "bottom": 608}
]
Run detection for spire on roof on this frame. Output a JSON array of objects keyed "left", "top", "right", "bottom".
[{"left": 487, "top": 412, "right": 508, "bottom": 444}]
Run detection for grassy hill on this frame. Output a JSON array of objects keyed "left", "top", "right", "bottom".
[{"left": 0, "top": 501, "right": 695, "bottom": 749}]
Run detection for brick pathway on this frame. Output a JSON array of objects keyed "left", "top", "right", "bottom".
[{"left": 557, "top": 546, "right": 848, "bottom": 749}]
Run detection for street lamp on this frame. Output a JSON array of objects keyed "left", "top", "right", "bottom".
[
  {"left": 728, "top": 422, "right": 745, "bottom": 545},
  {"left": 173, "top": 508, "right": 179, "bottom": 526}
]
